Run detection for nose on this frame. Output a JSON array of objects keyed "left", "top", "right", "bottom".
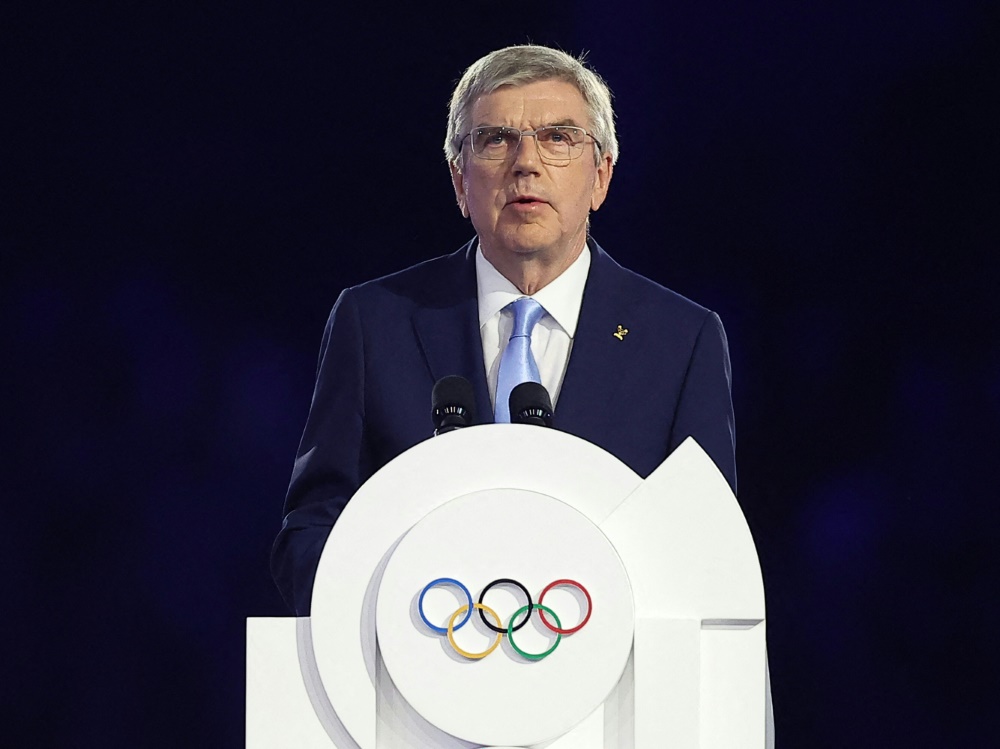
[{"left": 511, "top": 132, "right": 542, "bottom": 175}]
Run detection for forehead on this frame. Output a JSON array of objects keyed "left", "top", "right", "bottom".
[{"left": 469, "top": 79, "right": 589, "bottom": 127}]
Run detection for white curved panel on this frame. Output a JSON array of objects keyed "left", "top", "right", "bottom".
[{"left": 309, "top": 425, "right": 641, "bottom": 748}]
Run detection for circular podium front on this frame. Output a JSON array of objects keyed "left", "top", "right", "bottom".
[{"left": 376, "top": 488, "right": 634, "bottom": 746}]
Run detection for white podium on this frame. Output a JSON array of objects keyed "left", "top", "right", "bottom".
[{"left": 247, "top": 426, "right": 767, "bottom": 748}]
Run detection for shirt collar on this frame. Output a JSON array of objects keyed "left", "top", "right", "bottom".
[{"left": 476, "top": 241, "right": 591, "bottom": 337}]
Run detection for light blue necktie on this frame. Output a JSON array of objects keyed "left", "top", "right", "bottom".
[{"left": 494, "top": 297, "right": 546, "bottom": 423}]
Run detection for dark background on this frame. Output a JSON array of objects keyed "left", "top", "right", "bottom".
[{"left": 5, "top": 1, "right": 998, "bottom": 746}]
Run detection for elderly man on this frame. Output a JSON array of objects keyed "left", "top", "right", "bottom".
[{"left": 272, "top": 44, "right": 736, "bottom": 616}]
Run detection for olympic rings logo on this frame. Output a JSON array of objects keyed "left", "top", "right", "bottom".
[{"left": 418, "top": 577, "right": 592, "bottom": 661}]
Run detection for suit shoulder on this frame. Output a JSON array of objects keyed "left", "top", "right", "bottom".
[{"left": 607, "top": 257, "right": 717, "bottom": 331}]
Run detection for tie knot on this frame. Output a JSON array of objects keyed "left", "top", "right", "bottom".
[{"left": 508, "top": 297, "right": 546, "bottom": 339}]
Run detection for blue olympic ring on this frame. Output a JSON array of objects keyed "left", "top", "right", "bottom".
[{"left": 418, "top": 578, "right": 473, "bottom": 634}]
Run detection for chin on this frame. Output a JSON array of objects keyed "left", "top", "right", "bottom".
[{"left": 498, "top": 227, "right": 560, "bottom": 256}]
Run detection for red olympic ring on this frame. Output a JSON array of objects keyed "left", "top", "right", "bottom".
[{"left": 537, "top": 579, "right": 592, "bottom": 635}]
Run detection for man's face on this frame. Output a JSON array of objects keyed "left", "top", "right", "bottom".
[{"left": 450, "top": 79, "right": 613, "bottom": 273}]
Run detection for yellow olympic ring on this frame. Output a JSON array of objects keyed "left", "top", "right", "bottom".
[{"left": 446, "top": 603, "right": 503, "bottom": 660}]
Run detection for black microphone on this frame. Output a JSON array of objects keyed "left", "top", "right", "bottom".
[
  {"left": 431, "top": 375, "right": 476, "bottom": 435},
  {"left": 509, "top": 382, "right": 553, "bottom": 427}
]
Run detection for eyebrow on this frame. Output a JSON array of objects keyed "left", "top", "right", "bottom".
[{"left": 547, "top": 118, "right": 582, "bottom": 128}]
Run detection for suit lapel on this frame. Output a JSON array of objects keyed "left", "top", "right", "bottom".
[
  {"left": 412, "top": 241, "right": 493, "bottom": 424},
  {"left": 555, "top": 240, "right": 637, "bottom": 439}
]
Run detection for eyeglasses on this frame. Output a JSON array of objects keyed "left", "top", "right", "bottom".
[{"left": 461, "top": 125, "right": 602, "bottom": 164}]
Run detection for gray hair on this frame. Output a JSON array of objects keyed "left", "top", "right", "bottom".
[{"left": 444, "top": 45, "right": 618, "bottom": 167}]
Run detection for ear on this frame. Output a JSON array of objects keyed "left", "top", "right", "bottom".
[
  {"left": 450, "top": 160, "right": 469, "bottom": 218},
  {"left": 590, "top": 153, "right": 614, "bottom": 212}
]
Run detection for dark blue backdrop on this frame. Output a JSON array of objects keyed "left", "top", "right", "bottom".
[{"left": 5, "top": 2, "right": 998, "bottom": 746}]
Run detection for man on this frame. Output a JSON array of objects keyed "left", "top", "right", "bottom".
[{"left": 272, "top": 45, "right": 735, "bottom": 617}]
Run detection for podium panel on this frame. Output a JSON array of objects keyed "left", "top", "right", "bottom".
[{"left": 248, "top": 426, "right": 767, "bottom": 748}]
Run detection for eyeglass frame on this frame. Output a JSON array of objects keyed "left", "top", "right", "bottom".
[{"left": 458, "top": 124, "right": 604, "bottom": 164}]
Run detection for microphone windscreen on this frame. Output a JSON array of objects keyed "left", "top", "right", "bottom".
[
  {"left": 432, "top": 375, "right": 476, "bottom": 433},
  {"left": 509, "top": 382, "right": 553, "bottom": 427}
]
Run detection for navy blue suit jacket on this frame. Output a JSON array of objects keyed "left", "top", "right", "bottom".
[{"left": 272, "top": 238, "right": 736, "bottom": 615}]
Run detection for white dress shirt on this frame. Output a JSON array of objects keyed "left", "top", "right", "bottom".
[{"left": 476, "top": 244, "right": 591, "bottom": 414}]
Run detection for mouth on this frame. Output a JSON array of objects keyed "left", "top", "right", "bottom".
[{"left": 507, "top": 195, "right": 548, "bottom": 207}]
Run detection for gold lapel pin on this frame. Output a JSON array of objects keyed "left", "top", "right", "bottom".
[{"left": 613, "top": 325, "right": 629, "bottom": 341}]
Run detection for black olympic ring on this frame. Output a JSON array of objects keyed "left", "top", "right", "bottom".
[{"left": 478, "top": 578, "right": 533, "bottom": 633}]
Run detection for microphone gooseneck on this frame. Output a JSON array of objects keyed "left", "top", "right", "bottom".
[
  {"left": 509, "top": 382, "right": 553, "bottom": 427},
  {"left": 432, "top": 375, "right": 476, "bottom": 435}
]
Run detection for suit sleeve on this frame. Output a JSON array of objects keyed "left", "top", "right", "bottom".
[
  {"left": 669, "top": 310, "right": 737, "bottom": 493},
  {"left": 270, "top": 289, "right": 365, "bottom": 615}
]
